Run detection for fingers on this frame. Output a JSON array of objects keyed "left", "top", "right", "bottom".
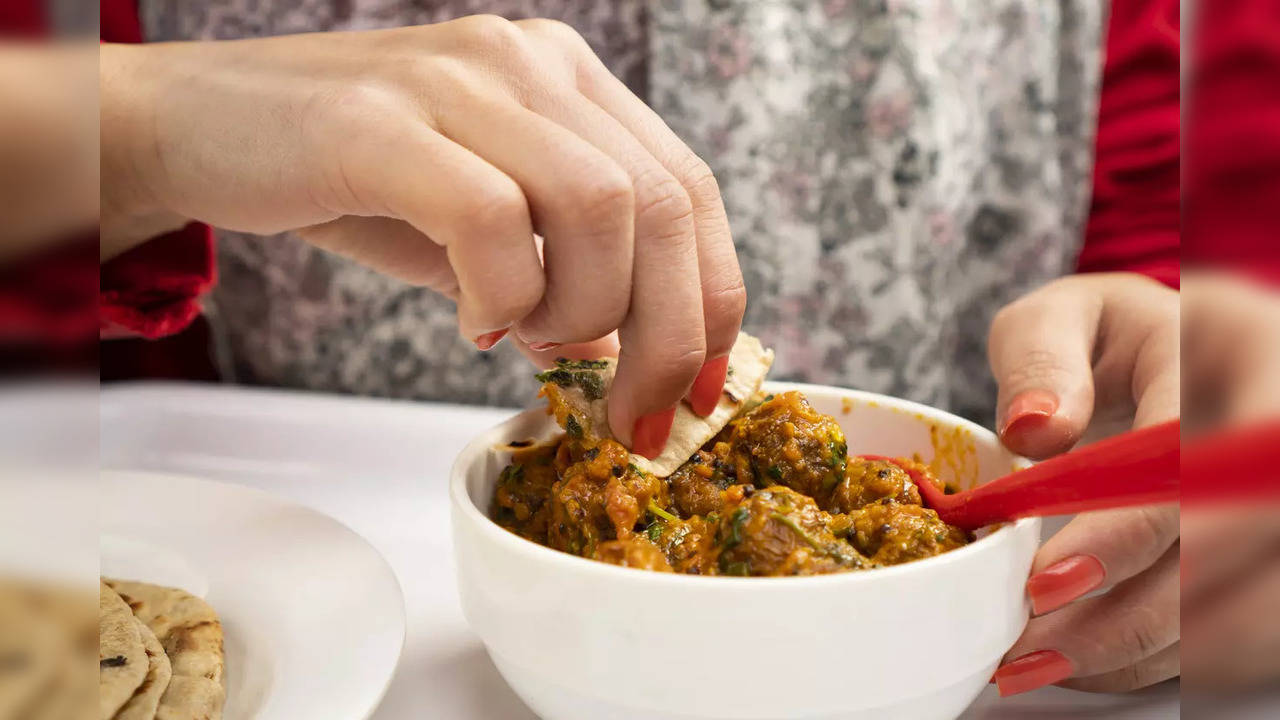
[
  {"left": 298, "top": 216, "right": 460, "bottom": 298},
  {"left": 433, "top": 66, "right": 706, "bottom": 449},
  {"left": 1183, "top": 552, "right": 1280, "bottom": 689},
  {"left": 1058, "top": 643, "right": 1179, "bottom": 693},
  {"left": 551, "top": 22, "right": 745, "bottom": 414},
  {"left": 515, "top": 333, "right": 621, "bottom": 370},
  {"left": 326, "top": 109, "right": 545, "bottom": 342},
  {"left": 988, "top": 278, "right": 1102, "bottom": 458},
  {"left": 989, "top": 274, "right": 1179, "bottom": 457},
  {"left": 996, "top": 543, "right": 1179, "bottom": 696},
  {"left": 429, "top": 92, "right": 637, "bottom": 347},
  {"left": 1025, "top": 505, "right": 1179, "bottom": 615}
]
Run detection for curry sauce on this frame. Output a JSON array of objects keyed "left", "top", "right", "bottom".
[{"left": 491, "top": 391, "right": 970, "bottom": 576}]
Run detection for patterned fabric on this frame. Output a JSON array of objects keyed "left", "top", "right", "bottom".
[{"left": 140, "top": 0, "right": 1104, "bottom": 426}]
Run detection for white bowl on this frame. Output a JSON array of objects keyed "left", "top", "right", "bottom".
[{"left": 450, "top": 382, "right": 1040, "bottom": 720}]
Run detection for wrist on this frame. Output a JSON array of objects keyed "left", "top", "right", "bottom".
[{"left": 100, "top": 43, "right": 188, "bottom": 258}]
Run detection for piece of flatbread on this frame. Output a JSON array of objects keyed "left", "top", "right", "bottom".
[
  {"left": 0, "top": 584, "right": 61, "bottom": 720},
  {"left": 1, "top": 581, "right": 96, "bottom": 720},
  {"left": 99, "top": 581, "right": 148, "bottom": 720},
  {"left": 104, "top": 580, "right": 225, "bottom": 720},
  {"left": 539, "top": 331, "right": 774, "bottom": 476},
  {"left": 113, "top": 617, "right": 171, "bottom": 720}
]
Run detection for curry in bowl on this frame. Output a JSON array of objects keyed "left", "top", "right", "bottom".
[{"left": 491, "top": 339, "right": 971, "bottom": 577}]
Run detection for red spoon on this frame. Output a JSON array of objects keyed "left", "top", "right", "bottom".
[{"left": 858, "top": 419, "right": 1180, "bottom": 531}]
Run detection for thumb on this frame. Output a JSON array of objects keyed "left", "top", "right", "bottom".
[{"left": 988, "top": 279, "right": 1102, "bottom": 459}]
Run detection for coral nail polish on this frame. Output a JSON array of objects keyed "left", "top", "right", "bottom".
[
  {"left": 527, "top": 341, "right": 561, "bottom": 352},
  {"left": 688, "top": 356, "right": 730, "bottom": 417},
  {"left": 994, "top": 650, "right": 1073, "bottom": 697},
  {"left": 1027, "top": 555, "right": 1106, "bottom": 615},
  {"left": 1000, "top": 389, "right": 1059, "bottom": 437},
  {"left": 632, "top": 407, "right": 677, "bottom": 459},
  {"left": 474, "top": 329, "right": 508, "bottom": 351}
]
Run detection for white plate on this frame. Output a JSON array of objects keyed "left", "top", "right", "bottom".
[{"left": 100, "top": 470, "right": 406, "bottom": 720}]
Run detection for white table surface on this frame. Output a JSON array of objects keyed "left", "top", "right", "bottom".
[{"left": 99, "top": 382, "right": 1183, "bottom": 720}]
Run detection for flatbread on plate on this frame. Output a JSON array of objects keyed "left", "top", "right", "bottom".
[
  {"left": 113, "top": 617, "right": 171, "bottom": 720},
  {"left": 538, "top": 331, "right": 774, "bottom": 476},
  {"left": 99, "top": 581, "right": 148, "bottom": 720},
  {"left": 104, "top": 580, "right": 225, "bottom": 720},
  {"left": 0, "top": 584, "right": 61, "bottom": 719}
]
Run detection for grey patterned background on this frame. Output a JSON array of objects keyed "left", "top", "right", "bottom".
[{"left": 141, "top": 0, "right": 1104, "bottom": 427}]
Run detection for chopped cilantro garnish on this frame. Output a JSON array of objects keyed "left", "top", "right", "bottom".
[
  {"left": 534, "top": 358, "right": 609, "bottom": 400},
  {"left": 723, "top": 507, "right": 750, "bottom": 548},
  {"left": 647, "top": 522, "right": 664, "bottom": 543}
]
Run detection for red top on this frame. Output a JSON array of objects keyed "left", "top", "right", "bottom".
[
  {"left": 12, "top": 0, "right": 1198, "bottom": 345},
  {"left": 1185, "top": 0, "right": 1280, "bottom": 285},
  {"left": 1078, "top": 0, "right": 1181, "bottom": 288}
]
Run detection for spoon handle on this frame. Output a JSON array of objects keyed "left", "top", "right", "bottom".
[{"left": 941, "top": 420, "right": 1181, "bottom": 529}]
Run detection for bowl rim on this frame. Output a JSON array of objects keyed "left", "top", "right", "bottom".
[{"left": 450, "top": 382, "right": 1039, "bottom": 590}]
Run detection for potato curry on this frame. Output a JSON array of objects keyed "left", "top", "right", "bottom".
[{"left": 491, "top": 390, "right": 970, "bottom": 576}]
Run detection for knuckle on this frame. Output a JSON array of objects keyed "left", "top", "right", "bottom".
[
  {"left": 470, "top": 274, "right": 543, "bottom": 324},
  {"left": 454, "top": 14, "right": 526, "bottom": 51},
  {"left": 456, "top": 179, "right": 530, "bottom": 237},
  {"left": 658, "top": 342, "right": 708, "bottom": 384},
  {"left": 671, "top": 154, "right": 720, "bottom": 199},
  {"left": 1117, "top": 609, "right": 1167, "bottom": 661},
  {"left": 635, "top": 176, "right": 695, "bottom": 235},
  {"left": 1124, "top": 506, "right": 1179, "bottom": 559},
  {"left": 514, "top": 17, "right": 585, "bottom": 46},
  {"left": 704, "top": 277, "right": 748, "bottom": 342},
  {"left": 563, "top": 166, "right": 634, "bottom": 229}
]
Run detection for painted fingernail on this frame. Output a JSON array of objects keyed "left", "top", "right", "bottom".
[
  {"left": 1000, "top": 389, "right": 1059, "bottom": 437},
  {"left": 474, "top": 329, "right": 508, "bottom": 351},
  {"left": 632, "top": 407, "right": 677, "bottom": 460},
  {"left": 688, "top": 356, "right": 730, "bottom": 417},
  {"left": 994, "top": 650, "right": 1073, "bottom": 697},
  {"left": 527, "top": 341, "right": 561, "bottom": 352},
  {"left": 1027, "top": 555, "right": 1106, "bottom": 615}
]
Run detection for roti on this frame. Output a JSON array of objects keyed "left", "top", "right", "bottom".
[
  {"left": 104, "top": 580, "right": 225, "bottom": 720},
  {"left": 0, "top": 581, "right": 95, "bottom": 720},
  {"left": 99, "top": 581, "right": 148, "bottom": 720},
  {"left": 0, "top": 585, "right": 61, "bottom": 719},
  {"left": 113, "top": 617, "right": 171, "bottom": 720},
  {"left": 538, "top": 332, "right": 774, "bottom": 476}
]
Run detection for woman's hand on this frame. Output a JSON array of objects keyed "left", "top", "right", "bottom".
[
  {"left": 1180, "top": 272, "right": 1280, "bottom": 691},
  {"left": 985, "top": 273, "right": 1179, "bottom": 696},
  {"left": 100, "top": 16, "right": 746, "bottom": 455}
]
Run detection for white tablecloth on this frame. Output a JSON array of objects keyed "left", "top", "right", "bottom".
[{"left": 99, "top": 382, "right": 1185, "bottom": 719}]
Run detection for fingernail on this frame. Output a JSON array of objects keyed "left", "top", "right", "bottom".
[
  {"left": 1000, "top": 389, "right": 1059, "bottom": 437},
  {"left": 688, "top": 356, "right": 730, "bottom": 417},
  {"left": 527, "top": 341, "right": 561, "bottom": 352},
  {"left": 632, "top": 407, "right": 677, "bottom": 460},
  {"left": 994, "top": 650, "right": 1073, "bottom": 697},
  {"left": 474, "top": 329, "right": 508, "bottom": 351},
  {"left": 1027, "top": 555, "right": 1106, "bottom": 615}
]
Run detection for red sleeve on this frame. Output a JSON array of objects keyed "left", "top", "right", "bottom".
[
  {"left": 101, "top": 223, "right": 217, "bottom": 339},
  {"left": 0, "top": 0, "right": 214, "bottom": 347},
  {"left": 1184, "top": 0, "right": 1280, "bottom": 286},
  {"left": 1076, "top": 0, "right": 1181, "bottom": 288},
  {"left": 97, "top": 0, "right": 216, "bottom": 339}
]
